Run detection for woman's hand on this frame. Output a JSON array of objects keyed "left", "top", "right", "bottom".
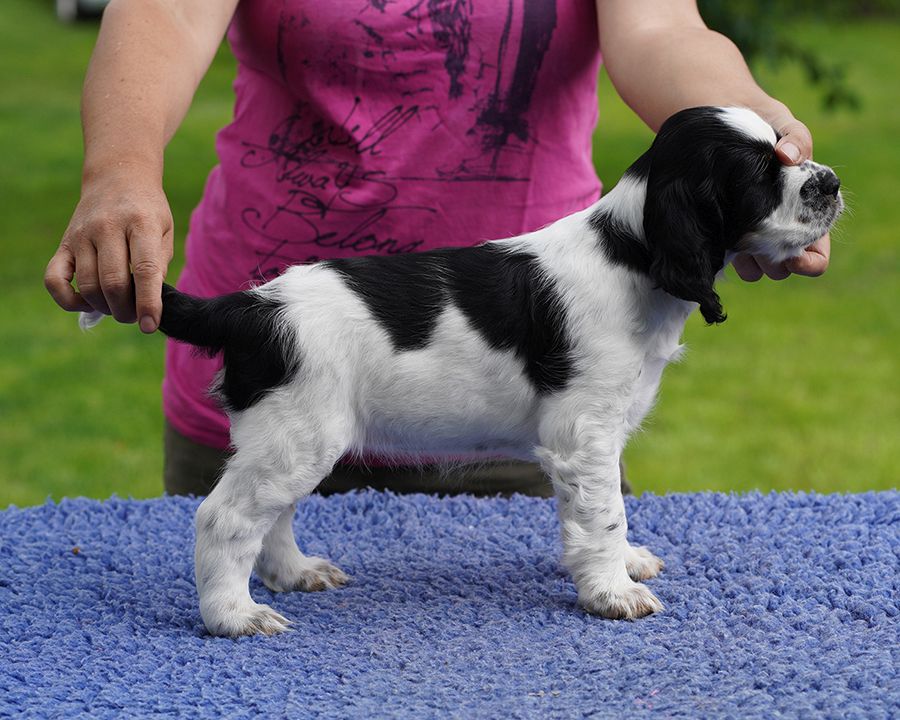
[{"left": 45, "top": 169, "right": 174, "bottom": 333}]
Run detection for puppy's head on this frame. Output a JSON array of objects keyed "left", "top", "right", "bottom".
[{"left": 641, "top": 106, "right": 843, "bottom": 324}]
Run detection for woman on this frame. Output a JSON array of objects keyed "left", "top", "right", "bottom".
[{"left": 45, "top": 0, "right": 830, "bottom": 497}]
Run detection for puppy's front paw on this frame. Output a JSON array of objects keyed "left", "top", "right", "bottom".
[
  {"left": 625, "top": 544, "right": 665, "bottom": 581},
  {"left": 258, "top": 555, "right": 350, "bottom": 593},
  {"left": 201, "top": 600, "right": 292, "bottom": 638},
  {"left": 580, "top": 580, "right": 663, "bottom": 620}
]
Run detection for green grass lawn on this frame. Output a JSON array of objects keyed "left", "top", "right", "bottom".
[{"left": 1, "top": 2, "right": 897, "bottom": 507}]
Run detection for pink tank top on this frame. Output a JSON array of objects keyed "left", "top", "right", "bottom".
[{"left": 164, "top": 0, "right": 603, "bottom": 450}]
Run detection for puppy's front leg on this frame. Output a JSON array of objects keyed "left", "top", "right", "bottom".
[{"left": 539, "top": 440, "right": 663, "bottom": 619}]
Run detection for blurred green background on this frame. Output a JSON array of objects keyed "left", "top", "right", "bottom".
[{"left": 1, "top": 1, "right": 897, "bottom": 507}]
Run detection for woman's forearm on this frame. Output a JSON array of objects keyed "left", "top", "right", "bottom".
[
  {"left": 81, "top": 0, "right": 236, "bottom": 183},
  {"left": 600, "top": 23, "right": 784, "bottom": 133}
]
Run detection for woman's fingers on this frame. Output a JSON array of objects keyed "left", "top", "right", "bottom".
[
  {"left": 44, "top": 245, "right": 93, "bottom": 313},
  {"left": 786, "top": 233, "right": 831, "bottom": 277},
  {"left": 129, "top": 223, "right": 173, "bottom": 333},
  {"left": 96, "top": 224, "right": 137, "bottom": 323}
]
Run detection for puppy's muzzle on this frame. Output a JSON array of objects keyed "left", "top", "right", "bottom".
[{"left": 802, "top": 168, "right": 841, "bottom": 201}]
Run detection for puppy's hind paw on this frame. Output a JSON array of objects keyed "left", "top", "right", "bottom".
[
  {"left": 580, "top": 581, "right": 663, "bottom": 620},
  {"left": 258, "top": 555, "right": 350, "bottom": 593},
  {"left": 625, "top": 544, "right": 665, "bottom": 581},
  {"left": 202, "top": 601, "right": 292, "bottom": 638}
]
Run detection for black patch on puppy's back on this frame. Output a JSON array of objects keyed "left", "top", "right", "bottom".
[
  {"left": 327, "top": 245, "right": 572, "bottom": 394},
  {"left": 449, "top": 245, "right": 572, "bottom": 394},
  {"left": 324, "top": 252, "right": 447, "bottom": 350}
]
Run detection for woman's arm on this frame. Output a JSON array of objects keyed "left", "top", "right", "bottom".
[
  {"left": 596, "top": 0, "right": 829, "bottom": 280},
  {"left": 45, "top": 0, "right": 239, "bottom": 332}
]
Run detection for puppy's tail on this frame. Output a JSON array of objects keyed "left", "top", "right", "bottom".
[
  {"left": 159, "top": 283, "right": 271, "bottom": 356},
  {"left": 76, "top": 284, "right": 253, "bottom": 351},
  {"left": 78, "top": 283, "right": 289, "bottom": 362}
]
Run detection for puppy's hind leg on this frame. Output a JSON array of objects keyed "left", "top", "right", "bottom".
[
  {"left": 193, "top": 406, "right": 348, "bottom": 637},
  {"left": 254, "top": 503, "right": 350, "bottom": 593},
  {"left": 194, "top": 461, "right": 295, "bottom": 638},
  {"left": 624, "top": 542, "right": 665, "bottom": 582}
]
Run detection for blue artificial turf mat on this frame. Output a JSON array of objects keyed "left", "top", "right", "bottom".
[{"left": 0, "top": 490, "right": 897, "bottom": 718}]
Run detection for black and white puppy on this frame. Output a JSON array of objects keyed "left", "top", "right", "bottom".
[{"left": 89, "top": 106, "right": 843, "bottom": 636}]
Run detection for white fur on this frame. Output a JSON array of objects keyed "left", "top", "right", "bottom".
[
  {"left": 721, "top": 107, "right": 842, "bottom": 262},
  {"left": 743, "top": 160, "right": 844, "bottom": 262},
  {"left": 720, "top": 106, "right": 779, "bottom": 145}
]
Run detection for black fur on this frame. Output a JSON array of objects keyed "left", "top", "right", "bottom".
[
  {"left": 588, "top": 211, "right": 651, "bottom": 277},
  {"left": 327, "top": 245, "right": 573, "bottom": 394},
  {"left": 592, "top": 107, "right": 784, "bottom": 324},
  {"left": 324, "top": 253, "right": 446, "bottom": 350},
  {"left": 645, "top": 108, "right": 784, "bottom": 323},
  {"left": 588, "top": 150, "right": 653, "bottom": 275},
  {"left": 159, "top": 285, "right": 299, "bottom": 412}
]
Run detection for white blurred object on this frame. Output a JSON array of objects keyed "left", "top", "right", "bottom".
[{"left": 79, "top": 311, "right": 105, "bottom": 331}]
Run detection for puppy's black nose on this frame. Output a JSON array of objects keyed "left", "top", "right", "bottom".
[{"left": 820, "top": 171, "right": 841, "bottom": 197}]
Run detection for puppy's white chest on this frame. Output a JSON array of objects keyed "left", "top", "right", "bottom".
[{"left": 624, "top": 297, "right": 691, "bottom": 433}]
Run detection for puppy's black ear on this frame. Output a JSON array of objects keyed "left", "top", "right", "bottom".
[{"left": 643, "top": 168, "right": 727, "bottom": 325}]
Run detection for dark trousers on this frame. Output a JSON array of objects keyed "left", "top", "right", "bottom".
[{"left": 163, "top": 420, "right": 630, "bottom": 498}]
